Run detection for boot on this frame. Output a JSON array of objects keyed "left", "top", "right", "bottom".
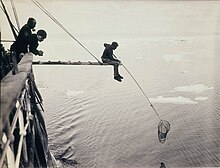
[
  {"left": 118, "top": 74, "right": 123, "bottom": 79},
  {"left": 114, "top": 75, "right": 122, "bottom": 82}
]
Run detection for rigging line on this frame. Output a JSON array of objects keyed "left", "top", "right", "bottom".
[
  {"left": 31, "top": 0, "right": 102, "bottom": 64},
  {"left": 1, "top": 40, "right": 15, "bottom": 42},
  {"left": 31, "top": 1, "right": 161, "bottom": 121},
  {"left": 0, "top": 0, "right": 18, "bottom": 39},
  {"left": 10, "top": 0, "right": 20, "bottom": 31},
  {"left": 113, "top": 54, "right": 161, "bottom": 121},
  {"left": 0, "top": 1, "right": 19, "bottom": 33}
]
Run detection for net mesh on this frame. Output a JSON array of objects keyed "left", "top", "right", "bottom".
[{"left": 158, "top": 120, "right": 170, "bottom": 143}]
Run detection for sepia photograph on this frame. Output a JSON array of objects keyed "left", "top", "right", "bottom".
[{"left": 1, "top": 0, "right": 220, "bottom": 167}]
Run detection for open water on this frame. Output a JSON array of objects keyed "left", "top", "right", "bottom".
[{"left": 2, "top": 0, "right": 220, "bottom": 167}]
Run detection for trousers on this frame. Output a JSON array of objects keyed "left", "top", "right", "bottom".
[{"left": 102, "top": 58, "right": 120, "bottom": 76}]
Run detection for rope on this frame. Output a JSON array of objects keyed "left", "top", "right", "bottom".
[
  {"left": 1, "top": 39, "right": 15, "bottom": 42},
  {"left": 10, "top": 0, "right": 20, "bottom": 31},
  {"left": 0, "top": 0, "right": 18, "bottom": 39},
  {"left": 122, "top": 64, "right": 161, "bottom": 121},
  {"left": 31, "top": 0, "right": 102, "bottom": 64},
  {"left": 31, "top": 0, "right": 161, "bottom": 121},
  {"left": 113, "top": 54, "right": 161, "bottom": 121}
]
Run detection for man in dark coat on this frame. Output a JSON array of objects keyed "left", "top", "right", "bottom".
[
  {"left": 101, "top": 41, "right": 123, "bottom": 82},
  {"left": 11, "top": 29, "right": 47, "bottom": 63},
  {"left": 29, "top": 30, "right": 47, "bottom": 56},
  {"left": 10, "top": 17, "right": 36, "bottom": 62}
]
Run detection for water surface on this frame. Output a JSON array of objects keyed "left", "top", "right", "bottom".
[{"left": 2, "top": 0, "right": 220, "bottom": 167}]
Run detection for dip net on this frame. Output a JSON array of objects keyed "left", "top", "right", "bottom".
[{"left": 158, "top": 120, "right": 170, "bottom": 143}]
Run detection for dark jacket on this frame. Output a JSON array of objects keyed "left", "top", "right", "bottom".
[
  {"left": 29, "top": 34, "right": 41, "bottom": 55},
  {"left": 101, "top": 43, "right": 117, "bottom": 61},
  {"left": 10, "top": 24, "right": 32, "bottom": 55}
]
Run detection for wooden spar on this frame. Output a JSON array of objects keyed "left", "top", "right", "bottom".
[
  {"left": 33, "top": 61, "right": 121, "bottom": 66},
  {"left": 33, "top": 61, "right": 103, "bottom": 65}
]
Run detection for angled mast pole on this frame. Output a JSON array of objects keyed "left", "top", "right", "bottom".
[
  {"left": 10, "top": 0, "right": 20, "bottom": 31},
  {"left": 0, "top": 0, "right": 18, "bottom": 39}
]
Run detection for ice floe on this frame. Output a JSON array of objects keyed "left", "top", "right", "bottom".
[
  {"left": 150, "top": 96, "right": 197, "bottom": 104},
  {"left": 195, "top": 97, "right": 208, "bottom": 101},
  {"left": 174, "top": 84, "right": 214, "bottom": 93}
]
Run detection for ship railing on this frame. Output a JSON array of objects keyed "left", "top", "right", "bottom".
[
  {"left": 0, "top": 53, "right": 54, "bottom": 167},
  {"left": 0, "top": 78, "right": 33, "bottom": 168}
]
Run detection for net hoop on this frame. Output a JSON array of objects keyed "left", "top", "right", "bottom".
[{"left": 158, "top": 120, "right": 170, "bottom": 143}]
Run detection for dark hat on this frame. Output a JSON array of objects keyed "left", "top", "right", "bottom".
[
  {"left": 111, "top": 41, "right": 119, "bottom": 47},
  {"left": 37, "top": 30, "right": 47, "bottom": 39}
]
